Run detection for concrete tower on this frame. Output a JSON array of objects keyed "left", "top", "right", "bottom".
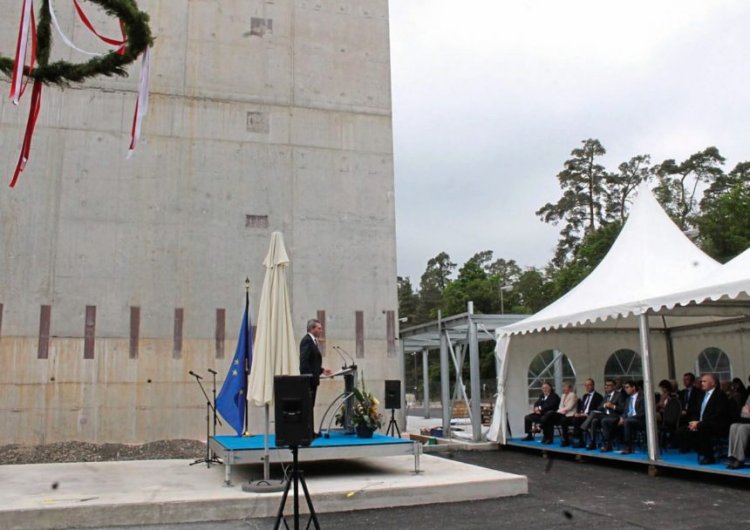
[{"left": 0, "top": 0, "right": 398, "bottom": 443}]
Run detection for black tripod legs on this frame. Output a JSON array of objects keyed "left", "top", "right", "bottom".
[
  {"left": 273, "top": 447, "right": 320, "bottom": 530},
  {"left": 386, "top": 408, "right": 401, "bottom": 437}
]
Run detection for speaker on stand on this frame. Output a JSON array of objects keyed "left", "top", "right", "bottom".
[
  {"left": 384, "top": 380, "right": 401, "bottom": 437},
  {"left": 273, "top": 375, "right": 320, "bottom": 530}
]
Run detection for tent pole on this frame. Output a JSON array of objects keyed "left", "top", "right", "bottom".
[
  {"left": 422, "top": 347, "right": 430, "bottom": 418},
  {"left": 468, "top": 302, "right": 482, "bottom": 442},
  {"left": 638, "top": 313, "right": 659, "bottom": 462},
  {"left": 439, "top": 311, "right": 451, "bottom": 437}
]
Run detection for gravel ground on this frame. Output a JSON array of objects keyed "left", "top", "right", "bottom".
[{"left": 0, "top": 440, "right": 206, "bottom": 465}]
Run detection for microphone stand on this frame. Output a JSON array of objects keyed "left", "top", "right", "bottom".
[
  {"left": 208, "top": 369, "right": 223, "bottom": 463},
  {"left": 189, "top": 371, "right": 222, "bottom": 468}
]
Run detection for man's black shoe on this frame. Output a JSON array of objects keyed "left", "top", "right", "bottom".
[{"left": 699, "top": 456, "right": 716, "bottom": 465}]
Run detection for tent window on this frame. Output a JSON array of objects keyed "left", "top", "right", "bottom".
[
  {"left": 696, "top": 347, "right": 732, "bottom": 383},
  {"left": 527, "top": 349, "right": 576, "bottom": 406},
  {"left": 604, "top": 349, "right": 642, "bottom": 381}
]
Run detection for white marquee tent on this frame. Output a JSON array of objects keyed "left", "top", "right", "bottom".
[{"left": 488, "top": 184, "right": 750, "bottom": 462}]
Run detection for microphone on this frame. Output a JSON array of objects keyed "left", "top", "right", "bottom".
[
  {"left": 334, "top": 346, "right": 355, "bottom": 366},
  {"left": 207, "top": 368, "right": 217, "bottom": 375},
  {"left": 333, "top": 346, "right": 348, "bottom": 369},
  {"left": 189, "top": 370, "right": 203, "bottom": 380}
]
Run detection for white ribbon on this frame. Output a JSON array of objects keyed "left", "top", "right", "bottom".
[
  {"left": 127, "top": 47, "right": 151, "bottom": 157},
  {"left": 48, "top": 0, "right": 103, "bottom": 57},
  {"left": 10, "top": 0, "right": 34, "bottom": 104}
]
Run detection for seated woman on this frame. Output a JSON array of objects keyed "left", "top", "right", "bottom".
[
  {"left": 656, "top": 379, "right": 677, "bottom": 422},
  {"left": 541, "top": 382, "right": 578, "bottom": 445}
]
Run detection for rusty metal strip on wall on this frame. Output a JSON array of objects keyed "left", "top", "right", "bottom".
[
  {"left": 386, "top": 310, "right": 396, "bottom": 358},
  {"left": 317, "top": 309, "right": 326, "bottom": 356},
  {"left": 130, "top": 306, "right": 140, "bottom": 359},
  {"left": 215, "top": 308, "right": 225, "bottom": 359},
  {"left": 355, "top": 310, "right": 364, "bottom": 358},
  {"left": 0, "top": 303, "right": 3, "bottom": 337},
  {"left": 84, "top": 305, "right": 96, "bottom": 359},
  {"left": 38, "top": 305, "right": 51, "bottom": 359},
  {"left": 173, "top": 308, "right": 183, "bottom": 359}
]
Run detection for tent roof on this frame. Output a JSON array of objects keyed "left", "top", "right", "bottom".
[
  {"left": 642, "top": 246, "right": 750, "bottom": 312},
  {"left": 500, "top": 184, "right": 722, "bottom": 336}
]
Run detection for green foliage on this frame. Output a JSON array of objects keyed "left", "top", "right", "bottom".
[
  {"left": 536, "top": 139, "right": 610, "bottom": 266},
  {"left": 697, "top": 161, "right": 750, "bottom": 262},
  {"left": 0, "top": 1, "right": 153, "bottom": 86},
  {"left": 654, "top": 147, "right": 726, "bottom": 230},
  {"left": 414, "top": 252, "right": 456, "bottom": 323},
  {"left": 397, "top": 276, "right": 419, "bottom": 324}
]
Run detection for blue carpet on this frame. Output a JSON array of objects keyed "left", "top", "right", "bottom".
[
  {"left": 508, "top": 436, "right": 750, "bottom": 477},
  {"left": 213, "top": 431, "right": 411, "bottom": 450}
]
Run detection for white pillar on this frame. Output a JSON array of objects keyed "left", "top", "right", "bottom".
[{"left": 639, "top": 314, "right": 659, "bottom": 462}]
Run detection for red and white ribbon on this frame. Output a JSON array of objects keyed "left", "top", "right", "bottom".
[
  {"left": 10, "top": 0, "right": 35, "bottom": 105},
  {"left": 128, "top": 46, "right": 151, "bottom": 156},
  {"left": 72, "top": 0, "right": 126, "bottom": 55},
  {"left": 9, "top": 79, "right": 43, "bottom": 188}
]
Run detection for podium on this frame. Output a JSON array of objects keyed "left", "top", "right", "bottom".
[{"left": 319, "top": 364, "right": 357, "bottom": 436}]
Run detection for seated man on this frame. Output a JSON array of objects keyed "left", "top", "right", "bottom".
[
  {"left": 677, "top": 373, "right": 730, "bottom": 465},
  {"left": 566, "top": 378, "right": 603, "bottom": 448},
  {"left": 678, "top": 372, "right": 703, "bottom": 426},
  {"left": 601, "top": 380, "right": 644, "bottom": 454},
  {"left": 580, "top": 379, "right": 626, "bottom": 450},
  {"left": 523, "top": 382, "right": 560, "bottom": 441},
  {"left": 541, "top": 382, "right": 578, "bottom": 445},
  {"left": 726, "top": 394, "right": 750, "bottom": 469}
]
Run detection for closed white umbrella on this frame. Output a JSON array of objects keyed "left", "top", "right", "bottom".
[{"left": 246, "top": 231, "right": 298, "bottom": 488}]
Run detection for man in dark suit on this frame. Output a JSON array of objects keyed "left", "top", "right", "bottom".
[
  {"left": 299, "top": 319, "right": 332, "bottom": 410},
  {"left": 601, "top": 380, "right": 645, "bottom": 454},
  {"left": 522, "top": 382, "right": 560, "bottom": 441},
  {"left": 678, "top": 373, "right": 731, "bottom": 465},
  {"left": 580, "top": 379, "right": 627, "bottom": 450},
  {"left": 566, "top": 378, "right": 604, "bottom": 448},
  {"left": 679, "top": 372, "right": 704, "bottom": 425}
]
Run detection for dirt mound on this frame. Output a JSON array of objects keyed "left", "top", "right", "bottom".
[{"left": 0, "top": 439, "right": 206, "bottom": 465}]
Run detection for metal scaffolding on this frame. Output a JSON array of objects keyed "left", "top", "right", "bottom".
[{"left": 399, "top": 303, "right": 525, "bottom": 442}]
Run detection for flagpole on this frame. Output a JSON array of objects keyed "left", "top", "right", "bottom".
[{"left": 244, "top": 277, "right": 251, "bottom": 435}]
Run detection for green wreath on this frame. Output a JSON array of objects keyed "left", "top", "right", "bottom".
[{"left": 0, "top": 0, "right": 153, "bottom": 86}]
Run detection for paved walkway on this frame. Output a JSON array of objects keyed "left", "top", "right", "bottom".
[{"left": 0, "top": 453, "right": 526, "bottom": 530}]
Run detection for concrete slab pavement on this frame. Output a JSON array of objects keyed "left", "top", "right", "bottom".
[{"left": 0, "top": 454, "right": 527, "bottom": 530}]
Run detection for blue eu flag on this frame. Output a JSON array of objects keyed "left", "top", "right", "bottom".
[{"left": 216, "top": 307, "right": 252, "bottom": 435}]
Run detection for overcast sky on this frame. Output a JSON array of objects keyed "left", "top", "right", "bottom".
[{"left": 388, "top": 0, "right": 750, "bottom": 284}]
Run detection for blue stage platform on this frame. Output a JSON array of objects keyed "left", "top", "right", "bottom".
[
  {"left": 506, "top": 436, "right": 750, "bottom": 478},
  {"left": 209, "top": 431, "right": 420, "bottom": 485}
]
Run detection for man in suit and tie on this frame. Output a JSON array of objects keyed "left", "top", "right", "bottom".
[
  {"left": 679, "top": 372, "right": 704, "bottom": 425},
  {"left": 522, "top": 382, "right": 560, "bottom": 441},
  {"left": 580, "top": 378, "right": 627, "bottom": 450},
  {"left": 567, "top": 378, "right": 604, "bottom": 448},
  {"left": 299, "top": 319, "right": 332, "bottom": 413},
  {"left": 678, "top": 373, "right": 731, "bottom": 465},
  {"left": 601, "top": 380, "right": 645, "bottom": 454}
]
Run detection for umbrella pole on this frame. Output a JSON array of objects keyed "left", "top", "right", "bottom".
[{"left": 264, "top": 403, "right": 271, "bottom": 480}]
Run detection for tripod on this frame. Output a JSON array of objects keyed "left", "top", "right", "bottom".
[
  {"left": 273, "top": 446, "right": 320, "bottom": 530},
  {"left": 188, "top": 371, "right": 222, "bottom": 468},
  {"left": 385, "top": 408, "right": 401, "bottom": 437}
]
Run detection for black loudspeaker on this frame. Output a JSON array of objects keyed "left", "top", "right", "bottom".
[
  {"left": 385, "top": 380, "right": 401, "bottom": 410},
  {"left": 274, "top": 375, "right": 314, "bottom": 447}
]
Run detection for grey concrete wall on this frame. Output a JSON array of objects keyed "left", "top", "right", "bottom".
[{"left": 0, "top": 0, "right": 398, "bottom": 444}]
